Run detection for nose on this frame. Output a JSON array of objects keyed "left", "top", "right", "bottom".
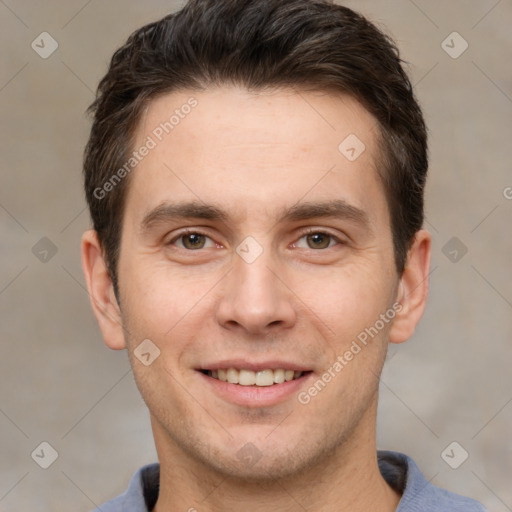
[{"left": 215, "top": 248, "right": 297, "bottom": 335}]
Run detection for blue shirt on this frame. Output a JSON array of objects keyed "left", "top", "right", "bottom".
[{"left": 94, "top": 451, "right": 487, "bottom": 511}]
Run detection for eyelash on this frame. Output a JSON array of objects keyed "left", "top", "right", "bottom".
[
  {"left": 167, "top": 228, "right": 344, "bottom": 250},
  {"left": 167, "top": 229, "right": 217, "bottom": 249},
  {"left": 295, "top": 228, "right": 343, "bottom": 248}
]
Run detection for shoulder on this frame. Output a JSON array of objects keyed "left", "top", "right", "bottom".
[
  {"left": 378, "top": 451, "right": 487, "bottom": 512},
  {"left": 92, "top": 463, "right": 160, "bottom": 512}
]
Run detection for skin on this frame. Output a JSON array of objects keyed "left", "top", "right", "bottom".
[{"left": 82, "top": 86, "right": 431, "bottom": 512}]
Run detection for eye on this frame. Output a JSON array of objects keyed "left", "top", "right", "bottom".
[
  {"left": 170, "top": 231, "right": 216, "bottom": 250},
  {"left": 294, "top": 231, "right": 340, "bottom": 250}
]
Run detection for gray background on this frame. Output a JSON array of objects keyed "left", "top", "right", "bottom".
[{"left": 1, "top": 1, "right": 511, "bottom": 510}]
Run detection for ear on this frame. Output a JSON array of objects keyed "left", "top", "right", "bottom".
[
  {"left": 389, "top": 229, "right": 431, "bottom": 344},
  {"left": 81, "top": 229, "right": 126, "bottom": 350}
]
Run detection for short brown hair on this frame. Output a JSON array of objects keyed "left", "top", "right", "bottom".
[{"left": 84, "top": 0, "right": 428, "bottom": 295}]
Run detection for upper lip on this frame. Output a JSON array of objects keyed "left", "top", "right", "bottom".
[{"left": 197, "top": 359, "right": 312, "bottom": 372}]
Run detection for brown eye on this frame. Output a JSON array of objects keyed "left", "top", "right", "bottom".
[
  {"left": 306, "top": 232, "right": 333, "bottom": 249},
  {"left": 181, "top": 233, "right": 206, "bottom": 249},
  {"left": 170, "top": 232, "right": 216, "bottom": 250}
]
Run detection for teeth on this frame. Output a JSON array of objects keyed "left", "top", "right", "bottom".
[
  {"left": 256, "top": 370, "right": 274, "bottom": 386},
  {"left": 207, "top": 368, "right": 304, "bottom": 386},
  {"left": 226, "top": 368, "right": 239, "bottom": 384},
  {"left": 239, "top": 369, "right": 256, "bottom": 385},
  {"left": 273, "top": 368, "right": 285, "bottom": 384}
]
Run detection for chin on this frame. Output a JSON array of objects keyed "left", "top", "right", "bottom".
[
  {"left": 182, "top": 429, "right": 336, "bottom": 484},
  {"left": 206, "top": 451, "right": 312, "bottom": 483}
]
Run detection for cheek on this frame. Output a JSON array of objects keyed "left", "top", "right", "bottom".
[
  {"left": 121, "top": 259, "right": 202, "bottom": 322},
  {"left": 297, "top": 261, "right": 395, "bottom": 340},
  {"left": 119, "top": 262, "right": 219, "bottom": 370}
]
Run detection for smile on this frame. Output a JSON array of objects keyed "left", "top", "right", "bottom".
[{"left": 203, "top": 368, "right": 306, "bottom": 386}]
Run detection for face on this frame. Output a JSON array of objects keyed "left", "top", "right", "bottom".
[{"left": 87, "top": 86, "right": 427, "bottom": 481}]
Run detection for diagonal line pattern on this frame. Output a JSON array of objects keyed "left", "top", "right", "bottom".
[
  {"left": 61, "top": 60, "right": 95, "bottom": 94},
  {"left": 471, "top": 265, "right": 512, "bottom": 309},
  {"left": 265, "top": 164, "right": 336, "bottom": 238},
  {"left": 161, "top": 366, "right": 234, "bottom": 438},
  {"left": 61, "top": 206, "right": 88, "bottom": 233},
  {"left": 472, "top": 471, "right": 512, "bottom": 511},
  {"left": 0, "top": 472, "right": 29, "bottom": 502},
  {"left": 404, "top": 265, "right": 438, "bottom": 300},
  {"left": 407, "top": 0, "right": 439, "bottom": 28},
  {"left": 0, "top": 265, "right": 28, "bottom": 296},
  {"left": 472, "top": 0, "right": 503, "bottom": 29},
  {"left": 472, "top": 61, "right": 512, "bottom": 105},
  {"left": 266, "top": 475, "right": 308, "bottom": 511},
  {"left": 0, "top": 407, "right": 29, "bottom": 438},
  {"left": 380, "top": 379, "right": 439, "bottom": 438},
  {"left": 263, "top": 266, "right": 342, "bottom": 378},
  {"left": 198, "top": 475, "right": 228, "bottom": 503},
  {"left": 163, "top": 163, "right": 234, "bottom": 240},
  {"left": 60, "top": 265, "right": 132, "bottom": 336},
  {"left": 163, "top": 163, "right": 203, "bottom": 202},
  {"left": 61, "top": 470, "right": 103, "bottom": 510},
  {"left": 294, "top": 89, "right": 336, "bottom": 131},
  {"left": 470, "top": 205, "right": 499, "bottom": 233},
  {"left": 423, "top": 216, "right": 439, "bottom": 234},
  {"left": 413, "top": 62, "right": 439, "bottom": 88},
  {"left": 164, "top": 267, "right": 233, "bottom": 335},
  {"left": 265, "top": 266, "right": 336, "bottom": 337},
  {"left": 0, "top": 0, "right": 28, "bottom": 28},
  {"left": 472, "top": 396, "right": 512, "bottom": 439},
  {"left": 289, "top": 165, "right": 336, "bottom": 206},
  {"left": 0, "top": 62, "right": 29, "bottom": 93},
  {"left": 264, "top": 410, "right": 293, "bottom": 439},
  {"left": 1, "top": 0, "right": 507, "bottom": 507},
  {"left": 61, "top": 369, "right": 131, "bottom": 439},
  {"left": 61, "top": 0, "right": 93, "bottom": 29},
  {"left": 0, "top": 203, "right": 29, "bottom": 233}
]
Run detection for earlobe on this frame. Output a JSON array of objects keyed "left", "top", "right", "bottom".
[
  {"left": 389, "top": 229, "right": 431, "bottom": 344},
  {"left": 81, "top": 229, "right": 126, "bottom": 350}
]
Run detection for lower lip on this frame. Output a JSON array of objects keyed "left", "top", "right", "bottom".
[{"left": 198, "top": 371, "right": 313, "bottom": 408}]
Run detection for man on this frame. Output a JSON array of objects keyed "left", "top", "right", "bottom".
[{"left": 81, "top": 1, "right": 487, "bottom": 510}]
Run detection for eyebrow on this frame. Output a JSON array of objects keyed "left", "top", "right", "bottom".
[
  {"left": 140, "top": 201, "right": 228, "bottom": 232},
  {"left": 278, "top": 200, "right": 370, "bottom": 228},
  {"left": 139, "top": 199, "right": 371, "bottom": 232}
]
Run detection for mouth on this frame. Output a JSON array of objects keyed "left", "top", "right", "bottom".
[
  {"left": 196, "top": 361, "right": 314, "bottom": 407},
  {"left": 199, "top": 368, "right": 311, "bottom": 386}
]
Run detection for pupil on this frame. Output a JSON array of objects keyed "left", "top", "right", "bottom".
[
  {"left": 308, "top": 233, "right": 329, "bottom": 249},
  {"left": 185, "top": 234, "right": 204, "bottom": 249}
]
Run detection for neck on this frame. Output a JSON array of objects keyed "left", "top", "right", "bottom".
[{"left": 153, "top": 402, "right": 400, "bottom": 512}]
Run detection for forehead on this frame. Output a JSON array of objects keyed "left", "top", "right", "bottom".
[
  {"left": 136, "top": 86, "right": 379, "bottom": 159},
  {"left": 126, "top": 86, "right": 387, "bottom": 226}
]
